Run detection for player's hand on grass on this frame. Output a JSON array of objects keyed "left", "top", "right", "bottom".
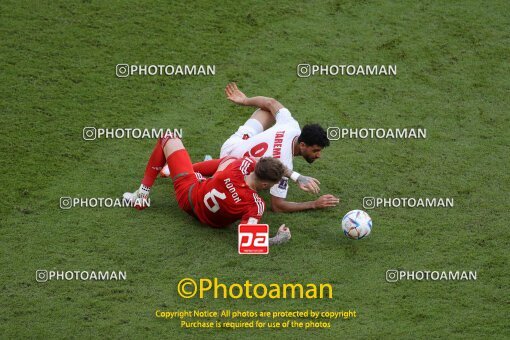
[
  {"left": 313, "top": 194, "right": 340, "bottom": 209},
  {"left": 269, "top": 224, "right": 291, "bottom": 246},
  {"left": 297, "top": 175, "right": 321, "bottom": 194},
  {"left": 225, "top": 82, "right": 247, "bottom": 105}
]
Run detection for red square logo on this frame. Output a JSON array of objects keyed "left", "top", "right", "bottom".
[{"left": 238, "top": 224, "right": 269, "bottom": 254}]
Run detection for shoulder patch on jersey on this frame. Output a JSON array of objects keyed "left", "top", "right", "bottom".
[{"left": 278, "top": 178, "right": 288, "bottom": 190}]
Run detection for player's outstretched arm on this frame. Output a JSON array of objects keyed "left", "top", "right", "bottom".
[
  {"left": 271, "top": 194, "right": 340, "bottom": 213},
  {"left": 225, "top": 82, "right": 284, "bottom": 116}
]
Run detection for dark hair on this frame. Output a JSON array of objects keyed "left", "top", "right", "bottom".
[
  {"left": 297, "top": 124, "right": 329, "bottom": 148},
  {"left": 254, "top": 157, "right": 285, "bottom": 183}
]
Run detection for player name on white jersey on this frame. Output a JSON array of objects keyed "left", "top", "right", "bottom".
[{"left": 273, "top": 131, "right": 285, "bottom": 158}]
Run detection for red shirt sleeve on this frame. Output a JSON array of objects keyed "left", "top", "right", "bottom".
[
  {"left": 228, "top": 157, "right": 256, "bottom": 176},
  {"left": 240, "top": 192, "right": 265, "bottom": 224}
]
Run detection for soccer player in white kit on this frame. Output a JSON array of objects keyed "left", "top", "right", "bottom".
[
  {"left": 161, "top": 83, "right": 340, "bottom": 212},
  {"left": 219, "top": 83, "right": 339, "bottom": 212}
]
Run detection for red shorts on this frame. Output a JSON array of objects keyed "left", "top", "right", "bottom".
[
  {"left": 168, "top": 149, "right": 198, "bottom": 216},
  {"left": 173, "top": 174, "right": 198, "bottom": 216}
]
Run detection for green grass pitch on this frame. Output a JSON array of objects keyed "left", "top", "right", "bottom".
[{"left": 1, "top": 0, "right": 508, "bottom": 338}]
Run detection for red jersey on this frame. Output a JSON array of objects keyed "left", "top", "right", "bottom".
[{"left": 191, "top": 157, "right": 265, "bottom": 227}]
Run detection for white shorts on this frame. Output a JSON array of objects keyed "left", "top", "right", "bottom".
[{"left": 220, "top": 118, "right": 264, "bottom": 158}]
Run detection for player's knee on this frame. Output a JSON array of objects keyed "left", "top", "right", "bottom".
[
  {"left": 250, "top": 109, "right": 274, "bottom": 131},
  {"left": 163, "top": 139, "right": 185, "bottom": 157}
]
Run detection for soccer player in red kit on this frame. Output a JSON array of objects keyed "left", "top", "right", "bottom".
[{"left": 123, "top": 132, "right": 292, "bottom": 244}]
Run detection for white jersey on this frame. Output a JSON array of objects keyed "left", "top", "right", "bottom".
[{"left": 220, "top": 108, "right": 301, "bottom": 198}]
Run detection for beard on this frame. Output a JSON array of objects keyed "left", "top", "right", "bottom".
[{"left": 304, "top": 156, "right": 315, "bottom": 164}]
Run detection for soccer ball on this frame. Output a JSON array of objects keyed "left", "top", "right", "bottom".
[{"left": 342, "top": 210, "right": 372, "bottom": 240}]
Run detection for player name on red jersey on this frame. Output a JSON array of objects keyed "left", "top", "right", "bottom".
[{"left": 224, "top": 178, "right": 242, "bottom": 203}]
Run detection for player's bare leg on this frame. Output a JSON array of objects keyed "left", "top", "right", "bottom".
[
  {"left": 250, "top": 108, "right": 275, "bottom": 131},
  {"left": 162, "top": 136, "right": 185, "bottom": 158}
]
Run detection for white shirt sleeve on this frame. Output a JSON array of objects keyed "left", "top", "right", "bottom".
[
  {"left": 270, "top": 177, "right": 289, "bottom": 198},
  {"left": 275, "top": 108, "right": 297, "bottom": 125}
]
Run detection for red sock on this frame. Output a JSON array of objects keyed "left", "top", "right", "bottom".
[
  {"left": 141, "top": 139, "right": 166, "bottom": 187},
  {"left": 192, "top": 158, "right": 223, "bottom": 176}
]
